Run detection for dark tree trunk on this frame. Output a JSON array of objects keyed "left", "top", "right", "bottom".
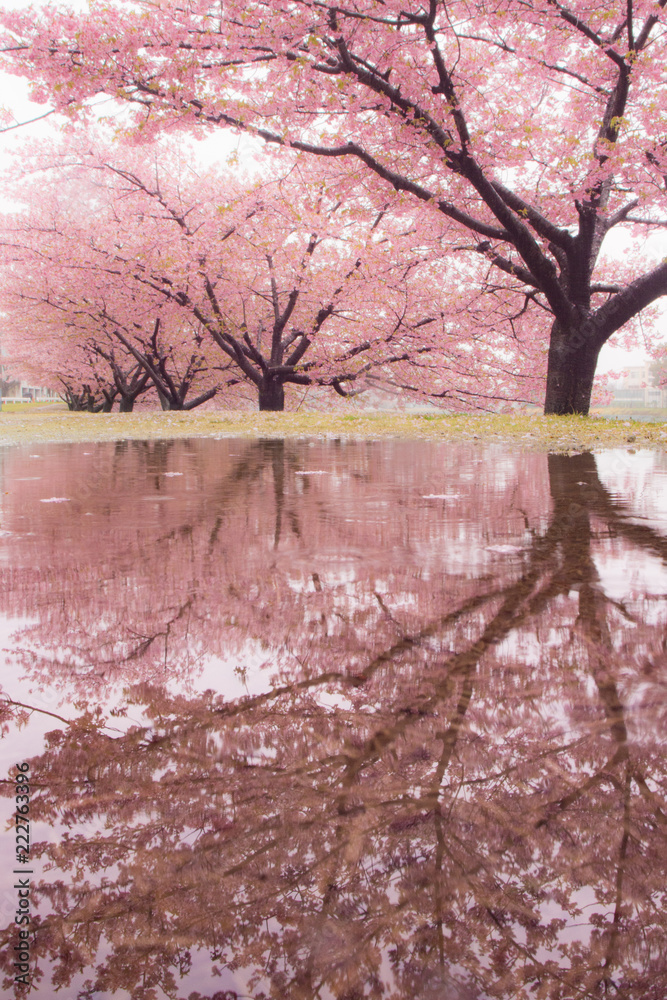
[
  {"left": 156, "top": 387, "right": 196, "bottom": 410},
  {"left": 84, "top": 393, "right": 112, "bottom": 413},
  {"left": 157, "top": 390, "right": 173, "bottom": 411},
  {"left": 258, "top": 378, "right": 285, "bottom": 411},
  {"left": 544, "top": 320, "right": 601, "bottom": 416},
  {"left": 119, "top": 395, "right": 135, "bottom": 412}
]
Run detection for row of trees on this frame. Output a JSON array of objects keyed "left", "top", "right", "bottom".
[
  {"left": 1, "top": 140, "right": 546, "bottom": 411},
  {"left": 1, "top": 0, "right": 667, "bottom": 413}
]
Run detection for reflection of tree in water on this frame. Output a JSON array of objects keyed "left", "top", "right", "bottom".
[
  {"left": 0, "top": 437, "right": 542, "bottom": 694},
  {"left": 0, "top": 444, "right": 665, "bottom": 999}
]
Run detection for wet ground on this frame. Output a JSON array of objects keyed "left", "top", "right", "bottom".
[
  {"left": 1, "top": 409, "right": 666, "bottom": 451},
  {"left": 0, "top": 437, "right": 665, "bottom": 999}
]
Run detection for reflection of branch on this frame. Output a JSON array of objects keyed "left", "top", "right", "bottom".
[
  {"left": 438, "top": 734, "right": 590, "bottom": 793},
  {"left": 577, "top": 457, "right": 667, "bottom": 563},
  {"left": 94, "top": 598, "right": 195, "bottom": 669},
  {"left": 342, "top": 520, "right": 567, "bottom": 785},
  {"left": 201, "top": 588, "right": 504, "bottom": 735},
  {"left": 599, "top": 766, "right": 632, "bottom": 991},
  {"left": 372, "top": 590, "right": 406, "bottom": 636},
  {"left": 535, "top": 745, "right": 627, "bottom": 828},
  {"left": 342, "top": 451, "right": 664, "bottom": 802},
  {"left": 533, "top": 479, "right": 633, "bottom": 830},
  {"left": 427, "top": 824, "right": 595, "bottom": 999},
  {"left": 632, "top": 768, "right": 667, "bottom": 826},
  {"left": 0, "top": 699, "right": 71, "bottom": 726}
]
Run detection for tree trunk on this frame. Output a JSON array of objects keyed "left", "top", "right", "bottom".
[
  {"left": 119, "top": 395, "right": 135, "bottom": 412},
  {"left": 544, "top": 321, "right": 601, "bottom": 416},
  {"left": 258, "top": 378, "right": 285, "bottom": 411}
]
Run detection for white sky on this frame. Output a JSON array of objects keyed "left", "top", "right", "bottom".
[{"left": 1, "top": 4, "right": 665, "bottom": 375}]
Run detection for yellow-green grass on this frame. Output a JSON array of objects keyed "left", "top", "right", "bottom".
[
  {"left": 0, "top": 400, "right": 66, "bottom": 413},
  {"left": 0, "top": 409, "right": 665, "bottom": 452}
]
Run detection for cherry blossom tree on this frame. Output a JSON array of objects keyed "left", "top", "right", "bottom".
[
  {"left": 89, "top": 314, "right": 222, "bottom": 411},
  {"left": 59, "top": 345, "right": 150, "bottom": 411},
  {"left": 0, "top": 311, "right": 143, "bottom": 411},
  {"left": 1, "top": 281, "right": 220, "bottom": 411},
  {"left": 2, "top": 138, "right": 548, "bottom": 410},
  {"left": 2, "top": 1, "right": 666, "bottom": 414},
  {"left": 0, "top": 162, "right": 227, "bottom": 411},
  {"left": 82, "top": 340, "right": 152, "bottom": 412}
]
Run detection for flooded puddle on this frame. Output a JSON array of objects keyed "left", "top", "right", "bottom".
[{"left": 0, "top": 437, "right": 665, "bottom": 999}]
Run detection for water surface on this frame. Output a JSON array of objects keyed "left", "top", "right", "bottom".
[{"left": 0, "top": 438, "right": 665, "bottom": 999}]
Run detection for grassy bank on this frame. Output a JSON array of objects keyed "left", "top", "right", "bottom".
[
  {"left": 0, "top": 400, "right": 67, "bottom": 413},
  {"left": 0, "top": 409, "right": 666, "bottom": 451}
]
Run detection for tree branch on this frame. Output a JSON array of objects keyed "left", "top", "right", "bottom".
[{"left": 594, "top": 259, "right": 667, "bottom": 343}]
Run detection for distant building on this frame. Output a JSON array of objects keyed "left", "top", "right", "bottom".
[
  {"left": 0, "top": 334, "right": 60, "bottom": 403},
  {"left": 608, "top": 364, "right": 667, "bottom": 408},
  {"left": 0, "top": 373, "right": 59, "bottom": 404}
]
